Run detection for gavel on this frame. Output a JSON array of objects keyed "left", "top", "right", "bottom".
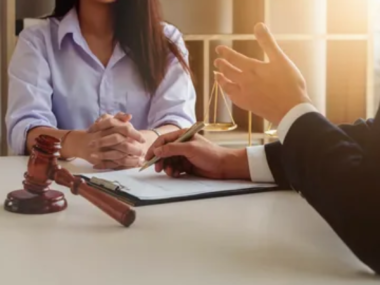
[{"left": 4, "top": 135, "right": 136, "bottom": 227}]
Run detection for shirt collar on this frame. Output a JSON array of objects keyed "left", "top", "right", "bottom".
[
  {"left": 56, "top": 7, "right": 127, "bottom": 67},
  {"left": 57, "top": 8, "right": 82, "bottom": 49}
]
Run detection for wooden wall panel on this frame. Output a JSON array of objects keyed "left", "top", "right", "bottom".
[
  {"left": 186, "top": 41, "right": 205, "bottom": 121},
  {"left": 232, "top": 0, "right": 265, "bottom": 133},
  {"left": 233, "top": 0, "right": 264, "bottom": 34},
  {"left": 327, "top": 41, "right": 367, "bottom": 124},
  {"left": 0, "top": 0, "right": 16, "bottom": 156}
]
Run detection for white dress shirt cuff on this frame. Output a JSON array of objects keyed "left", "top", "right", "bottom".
[
  {"left": 277, "top": 103, "right": 319, "bottom": 144},
  {"left": 246, "top": 145, "right": 275, "bottom": 183}
]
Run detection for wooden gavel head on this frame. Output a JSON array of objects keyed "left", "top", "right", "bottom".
[
  {"left": 23, "top": 135, "right": 61, "bottom": 195},
  {"left": 4, "top": 135, "right": 136, "bottom": 227},
  {"left": 4, "top": 135, "right": 67, "bottom": 214}
]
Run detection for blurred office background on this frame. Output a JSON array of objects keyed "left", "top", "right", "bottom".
[{"left": 1, "top": 0, "right": 380, "bottom": 155}]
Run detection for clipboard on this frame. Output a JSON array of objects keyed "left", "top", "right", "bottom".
[{"left": 76, "top": 170, "right": 278, "bottom": 207}]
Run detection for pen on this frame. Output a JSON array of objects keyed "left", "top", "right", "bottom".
[{"left": 139, "top": 122, "right": 206, "bottom": 172}]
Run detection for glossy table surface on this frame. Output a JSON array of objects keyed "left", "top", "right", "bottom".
[{"left": 0, "top": 156, "right": 378, "bottom": 285}]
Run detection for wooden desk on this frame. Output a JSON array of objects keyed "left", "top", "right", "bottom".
[{"left": 0, "top": 157, "right": 378, "bottom": 285}]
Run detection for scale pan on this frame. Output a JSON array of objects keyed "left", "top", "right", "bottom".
[{"left": 204, "top": 123, "right": 238, "bottom": 132}]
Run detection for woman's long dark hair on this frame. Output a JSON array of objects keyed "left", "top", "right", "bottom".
[{"left": 51, "top": 0, "right": 189, "bottom": 94}]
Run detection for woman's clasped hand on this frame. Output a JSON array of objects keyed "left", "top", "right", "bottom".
[{"left": 83, "top": 113, "right": 148, "bottom": 170}]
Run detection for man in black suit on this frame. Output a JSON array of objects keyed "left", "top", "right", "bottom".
[{"left": 145, "top": 23, "right": 380, "bottom": 274}]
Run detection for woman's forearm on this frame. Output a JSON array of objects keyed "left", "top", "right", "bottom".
[
  {"left": 26, "top": 124, "right": 180, "bottom": 159},
  {"left": 27, "top": 127, "right": 66, "bottom": 154},
  {"left": 26, "top": 127, "right": 88, "bottom": 159},
  {"left": 141, "top": 125, "right": 181, "bottom": 147}
]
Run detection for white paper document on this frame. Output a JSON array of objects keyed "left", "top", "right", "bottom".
[{"left": 80, "top": 167, "right": 276, "bottom": 201}]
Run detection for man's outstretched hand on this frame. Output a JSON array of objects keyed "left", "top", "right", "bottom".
[{"left": 215, "top": 23, "right": 312, "bottom": 125}]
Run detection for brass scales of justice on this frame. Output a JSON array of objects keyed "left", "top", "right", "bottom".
[{"left": 202, "top": 74, "right": 277, "bottom": 145}]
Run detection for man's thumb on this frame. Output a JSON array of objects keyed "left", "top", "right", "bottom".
[{"left": 254, "top": 23, "right": 283, "bottom": 61}]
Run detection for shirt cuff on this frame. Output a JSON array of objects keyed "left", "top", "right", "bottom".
[
  {"left": 9, "top": 120, "right": 55, "bottom": 155},
  {"left": 277, "top": 103, "right": 319, "bottom": 144},
  {"left": 246, "top": 145, "right": 275, "bottom": 183}
]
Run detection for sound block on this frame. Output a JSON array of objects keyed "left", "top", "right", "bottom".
[{"left": 4, "top": 189, "right": 67, "bottom": 214}]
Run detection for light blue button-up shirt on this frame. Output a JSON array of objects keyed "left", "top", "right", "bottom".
[{"left": 6, "top": 8, "right": 196, "bottom": 155}]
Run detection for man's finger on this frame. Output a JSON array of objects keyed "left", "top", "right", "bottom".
[
  {"left": 254, "top": 23, "right": 283, "bottom": 61},
  {"left": 170, "top": 157, "right": 193, "bottom": 178},
  {"left": 164, "top": 165, "right": 183, "bottom": 178},
  {"left": 163, "top": 157, "right": 184, "bottom": 178},
  {"left": 155, "top": 159, "right": 164, "bottom": 173},
  {"left": 154, "top": 142, "right": 193, "bottom": 159},
  {"left": 164, "top": 164, "right": 175, "bottom": 177},
  {"left": 215, "top": 45, "right": 260, "bottom": 70},
  {"left": 145, "top": 129, "right": 187, "bottom": 160},
  {"left": 214, "top": 58, "right": 242, "bottom": 83},
  {"left": 215, "top": 73, "right": 241, "bottom": 96},
  {"left": 181, "top": 157, "right": 194, "bottom": 174}
]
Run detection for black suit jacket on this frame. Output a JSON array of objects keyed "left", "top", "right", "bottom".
[{"left": 265, "top": 111, "right": 380, "bottom": 274}]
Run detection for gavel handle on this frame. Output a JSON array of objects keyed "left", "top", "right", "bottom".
[{"left": 52, "top": 167, "right": 136, "bottom": 227}]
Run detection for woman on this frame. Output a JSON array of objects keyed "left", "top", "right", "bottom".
[{"left": 6, "top": 0, "right": 196, "bottom": 169}]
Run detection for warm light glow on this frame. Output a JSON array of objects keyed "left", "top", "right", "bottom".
[{"left": 327, "top": 0, "right": 368, "bottom": 34}]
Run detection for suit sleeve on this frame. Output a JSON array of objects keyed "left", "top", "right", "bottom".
[
  {"left": 264, "top": 118, "right": 374, "bottom": 190},
  {"left": 281, "top": 111, "right": 380, "bottom": 274}
]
